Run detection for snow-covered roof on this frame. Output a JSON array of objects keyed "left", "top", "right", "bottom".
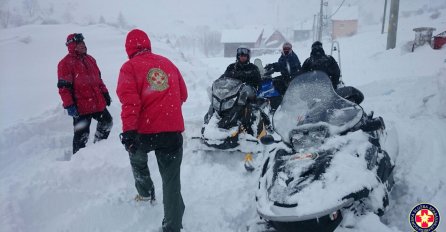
[
  {"left": 261, "top": 28, "right": 275, "bottom": 40},
  {"left": 331, "top": 6, "right": 359, "bottom": 21},
  {"left": 221, "top": 29, "right": 263, "bottom": 43}
]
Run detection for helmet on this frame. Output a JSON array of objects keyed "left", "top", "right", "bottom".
[
  {"left": 311, "top": 41, "right": 325, "bottom": 57},
  {"left": 236, "top": 46, "right": 250, "bottom": 62},
  {"left": 311, "top": 41, "right": 323, "bottom": 50}
]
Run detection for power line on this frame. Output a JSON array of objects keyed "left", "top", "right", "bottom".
[{"left": 329, "top": 0, "right": 347, "bottom": 18}]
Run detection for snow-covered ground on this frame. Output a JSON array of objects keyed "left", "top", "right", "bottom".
[{"left": 1, "top": 1, "right": 446, "bottom": 232}]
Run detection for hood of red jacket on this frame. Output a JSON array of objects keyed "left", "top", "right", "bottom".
[{"left": 125, "top": 29, "right": 151, "bottom": 59}]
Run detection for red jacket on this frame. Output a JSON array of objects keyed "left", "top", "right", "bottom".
[
  {"left": 117, "top": 29, "right": 188, "bottom": 134},
  {"left": 57, "top": 50, "right": 108, "bottom": 115}
]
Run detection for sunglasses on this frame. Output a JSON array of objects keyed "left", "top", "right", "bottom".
[{"left": 66, "top": 33, "right": 84, "bottom": 46}]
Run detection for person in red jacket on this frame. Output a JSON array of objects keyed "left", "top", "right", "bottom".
[
  {"left": 57, "top": 33, "right": 113, "bottom": 154},
  {"left": 116, "top": 29, "right": 187, "bottom": 232}
]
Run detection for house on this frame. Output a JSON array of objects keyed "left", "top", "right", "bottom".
[
  {"left": 221, "top": 29, "right": 263, "bottom": 57},
  {"left": 293, "top": 20, "right": 313, "bottom": 41},
  {"left": 262, "top": 29, "right": 288, "bottom": 48},
  {"left": 331, "top": 6, "right": 359, "bottom": 39}
]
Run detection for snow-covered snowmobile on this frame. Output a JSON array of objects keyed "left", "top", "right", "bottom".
[
  {"left": 199, "top": 77, "right": 271, "bottom": 170},
  {"left": 255, "top": 71, "right": 394, "bottom": 232}
]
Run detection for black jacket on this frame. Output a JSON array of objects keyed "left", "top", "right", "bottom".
[
  {"left": 222, "top": 62, "right": 261, "bottom": 90},
  {"left": 301, "top": 54, "right": 341, "bottom": 89}
]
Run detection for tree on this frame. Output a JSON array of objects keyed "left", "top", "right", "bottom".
[
  {"left": 99, "top": 15, "right": 106, "bottom": 24},
  {"left": 22, "top": 0, "right": 40, "bottom": 18},
  {"left": 117, "top": 12, "right": 129, "bottom": 29},
  {"left": 0, "top": 9, "right": 11, "bottom": 28}
]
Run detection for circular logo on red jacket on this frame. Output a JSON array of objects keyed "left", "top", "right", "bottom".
[
  {"left": 147, "top": 68, "right": 169, "bottom": 91},
  {"left": 409, "top": 203, "right": 440, "bottom": 232}
]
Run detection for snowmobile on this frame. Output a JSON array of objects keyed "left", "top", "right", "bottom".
[
  {"left": 255, "top": 71, "right": 394, "bottom": 232},
  {"left": 198, "top": 76, "right": 271, "bottom": 171}
]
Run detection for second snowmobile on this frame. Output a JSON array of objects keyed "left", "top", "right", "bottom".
[{"left": 197, "top": 76, "right": 272, "bottom": 170}]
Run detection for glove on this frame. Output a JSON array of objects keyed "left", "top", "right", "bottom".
[
  {"left": 119, "top": 130, "right": 138, "bottom": 154},
  {"left": 264, "top": 64, "right": 274, "bottom": 71},
  {"left": 264, "top": 69, "right": 275, "bottom": 76},
  {"left": 103, "top": 92, "right": 111, "bottom": 106},
  {"left": 66, "top": 105, "right": 79, "bottom": 118}
]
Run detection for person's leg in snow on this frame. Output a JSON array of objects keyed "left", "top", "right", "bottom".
[
  {"left": 129, "top": 149, "right": 156, "bottom": 201},
  {"left": 72, "top": 115, "right": 92, "bottom": 154},
  {"left": 155, "top": 133, "right": 185, "bottom": 232},
  {"left": 92, "top": 108, "right": 113, "bottom": 143}
]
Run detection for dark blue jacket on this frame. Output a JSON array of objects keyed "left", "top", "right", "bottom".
[{"left": 272, "top": 51, "right": 301, "bottom": 77}]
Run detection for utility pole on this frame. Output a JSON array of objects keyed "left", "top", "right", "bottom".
[
  {"left": 318, "top": 0, "right": 324, "bottom": 41},
  {"left": 386, "top": 0, "right": 400, "bottom": 49},
  {"left": 381, "top": 0, "right": 388, "bottom": 34},
  {"left": 312, "top": 14, "right": 317, "bottom": 41}
]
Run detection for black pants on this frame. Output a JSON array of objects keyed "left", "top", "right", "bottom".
[
  {"left": 130, "top": 132, "right": 185, "bottom": 232},
  {"left": 72, "top": 108, "right": 113, "bottom": 154},
  {"left": 268, "top": 95, "right": 283, "bottom": 113}
]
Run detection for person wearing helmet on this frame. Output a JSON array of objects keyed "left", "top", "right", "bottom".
[
  {"left": 216, "top": 46, "right": 263, "bottom": 136},
  {"left": 221, "top": 46, "right": 262, "bottom": 90}
]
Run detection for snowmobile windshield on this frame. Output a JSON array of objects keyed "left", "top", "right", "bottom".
[
  {"left": 212, "top": 77, "right": 244, "bottom": 112},
  {"left": 273, "top": 71, "right": 363, "bottom": 144}
]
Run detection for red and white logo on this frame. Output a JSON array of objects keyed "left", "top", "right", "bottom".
[
  {"left": 147, "top": 68, "right": 169, "bottom": 91},
  {"left": 410, "top": 203, "right": 440, "bottom": 232}
]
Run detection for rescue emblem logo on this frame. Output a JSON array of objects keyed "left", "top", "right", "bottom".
[
  {"left": 409, "top": 203, "right": 440, "bottom": 232},
  {"left": 147, "top": 68, "right": 169, "bottom": 91}
]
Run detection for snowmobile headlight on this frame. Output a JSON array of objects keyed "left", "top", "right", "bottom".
[{"left": 221, "top": 96, "right": 237, "bottom": 111}]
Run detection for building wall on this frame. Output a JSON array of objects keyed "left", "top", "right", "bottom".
[
  {"left": 294, "top": 30, "right": 311, "bottom": 41},
  {"left": 332, "top": 20, "right": 358, "bottom": 39}
]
